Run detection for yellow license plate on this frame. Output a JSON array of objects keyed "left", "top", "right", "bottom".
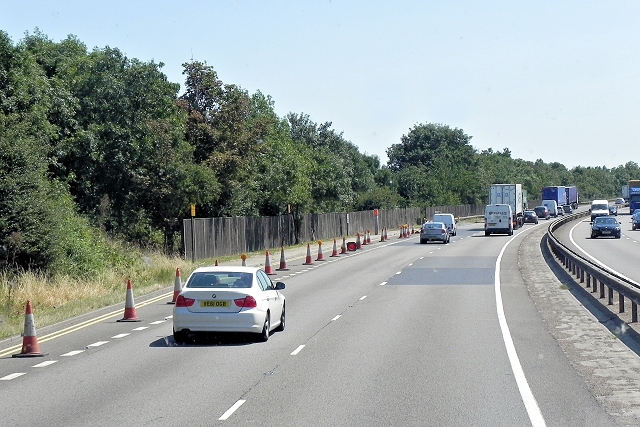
[{"left": 201, "top": 300, "right": 229, "bottom": 308}]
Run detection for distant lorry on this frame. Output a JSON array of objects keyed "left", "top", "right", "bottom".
[
  {"left": 622, "top": 185, "right": 630, "bottom": 201},
  {"left": 489, "top": 184, "right": 524, "bottom": 228},
  {"left": 541, "top": 186, "right": 567, "bottom": 207},
  {"left": 484, "top": 204, "right": 513, "bottom": 236},
  {"left": 629, "top": 180, "right": 640, "bottom": 213},
  {"left": 564, "top": 186, "right": 579, "bottom": 209}
]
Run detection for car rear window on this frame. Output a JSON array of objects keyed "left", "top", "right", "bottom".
[{"left": 187, "top": 272, "right": 253, "bottom": 288}]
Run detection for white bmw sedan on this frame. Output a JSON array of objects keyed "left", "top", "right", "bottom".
[{"left": 173, "top": 266, "right": 286, "bottom": 343}]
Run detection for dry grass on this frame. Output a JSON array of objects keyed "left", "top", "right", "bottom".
[{"left": 0, "top": 253, "right": 198, "bottom": 340}]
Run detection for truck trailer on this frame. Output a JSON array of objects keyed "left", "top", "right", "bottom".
[
  {"left": 489, "top": 184, "right": 524, "bottom": 228},
  {"left": 629, "top": 180, "right": 640, "bottom": 213},
  {"left": 564, "top": 186, "right": 579, "bottom": 209},
  {"left": 541, "top": 186, "right": 567, "bottom": 207}
]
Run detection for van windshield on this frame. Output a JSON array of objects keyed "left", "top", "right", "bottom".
[{"left": 592, "top": 204, "right": 608, "bottom": 210}]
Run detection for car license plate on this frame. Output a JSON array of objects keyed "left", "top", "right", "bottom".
[
  {"left": 201, "top": 300, "right": 229, "bottom": 308},
  {"left": 601, "top": 231, "right": 610, "bottom": 235}
]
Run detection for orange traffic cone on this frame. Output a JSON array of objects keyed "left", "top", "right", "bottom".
[
  {"left": 117, "top": 279, "right": 141, "bottom": 322},
  {"left": 303, "top": 243, "right": 314, "bottom": 265},
  {"left": 330, "top": 238, "right": 339, "bottom": 257},
  {"left": 340, "top": 237, "right": 347, "bottom": 254},
  {"left": 241, "top": 254, "right": 247, "bottom": 266},
  {"left": 214, "top": 259, "right": 219, "bottom": 266},
  {"left": 380, "top": 228, "right": 386, "bottom": 242},
  {"left": 356, "top": 232, "right": 362, "bottom": 249},
  {"left": 384, "top": 228, "right": 388, "bottom": 241},
  {"left": 398, "top": 226, "right": 403, "bottom": 239},
  {"left": 276, "top": 246, "right": 290, "bottom": 271},
  {"left": 13, "top": 300, "right": 47, "bottom": 358},
  {"left": 264, "top": 250, "right": 275, "bottom": 275},
  {"left": 366, "top": 230, "right": 371, "bottom": 244},
  {"left": 316, "top": 240, "right": 326, "bottom": 261},
  {"left": 168, "top": 268, "right": 182, "bottom": 304}
]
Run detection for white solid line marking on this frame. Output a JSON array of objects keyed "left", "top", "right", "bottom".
[
  {"left": 495, "top": 231, "right": 546, "bottom": 427},
  {"left": 33, "top": 360, "right": 57, "bottom": 368},
  {"left": 61, "top": 350, "right": 84, "bottom": 357},
  {"left": 112, "top": 333, "right": 130, "bottom": 339},
  {"left": 379, "top": 281, "right": 387, "bottom": 286},
  {"left": 396, "top": 271, "right": 401, "bottom": 275},
  {"left": 1, "top": 373, "right": 26, "bottom": 380},
  {"left": 420, "top": 256, "right": 425, "bottom": 259},
  {"left": 132, "top": 326, "right": 149, "bottom": 331},
  {"left": 165, "top": 315, "right": 173, "bottom": 319},
  {"left": 87, "top": 341, "right": 109, "bottom": 348},
  {"left": 149, "top": 320, "right": 165, "bottom": 325},
  {"left": 291, "top": 345, "right": 305, "bottom": 355},
  {"left": 359, "top": 295, "right": 367, "bottom": 301},
  {"left": 408, "top": 263, "right": 413, "bottom": 266},
  {"left": 219, "top": 399, "right": 246, "bottom": 420},
  {"left": 331, "top": 315, "right": 341, "bottom": 321}
]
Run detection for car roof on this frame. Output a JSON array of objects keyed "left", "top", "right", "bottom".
[{"left": 191, "top": 266, "right": 260, "bottom": 274}]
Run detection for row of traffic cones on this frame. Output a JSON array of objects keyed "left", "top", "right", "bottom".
[{"left": 11, "top": 227, "right": 402, "bottom": 357}]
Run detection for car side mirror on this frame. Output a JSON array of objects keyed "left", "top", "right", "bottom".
[{"left": 275, "top": 282, "right": 285, "bottom": 290}]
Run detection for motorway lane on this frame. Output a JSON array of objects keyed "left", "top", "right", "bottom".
[
  {"left": 553, "top": 210, "right": 640, "bottom": 284},
  {"left": 0, "top": 221, "right": 620, "bottom": 426}
]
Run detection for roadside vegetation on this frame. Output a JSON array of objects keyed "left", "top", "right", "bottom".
[{"left": 1, "top": 29, "right": 639, "bottom": 339}]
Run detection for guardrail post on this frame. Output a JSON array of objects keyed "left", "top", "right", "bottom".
[
  {"left": 572, "top": 263, "right": 577, "bottom": 276},
  {"left": 600, "top": 282, "right": 606, "bottom": 299},
  {"left": 619, "top": 293, "right": 625, "bottom": 313},
  {"left": 586, "top": 273, "right": 591, "bottom": 288},
  {"left": 592, "top": 278, "right": 597, "bottom": 293},
  {"left": 608, "top": 286, "right": 614, "bottom": 305},
  {"left": 580, "top": 269, "right": 584, "bottom": 283},
  {"left": 633, "top": 303, "right": 638, "bottom": 323}
]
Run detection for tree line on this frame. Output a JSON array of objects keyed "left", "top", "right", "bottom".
[{"left": 1, "top": 30, "right": 637, "bottom": 277}]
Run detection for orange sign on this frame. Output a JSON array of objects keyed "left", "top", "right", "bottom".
[{"left": 373, "top": 209, "right": 379, "bottom": 217}]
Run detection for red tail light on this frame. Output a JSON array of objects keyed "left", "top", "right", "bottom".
[
  {"left": 441, "top": 229, "right": 446, "bottom": 234},
  {"left": 234, "top": 295, "right": 257, "bottom": 308},
  {"left": 176, "top": 295, "right": 195, "bottom": 307}
]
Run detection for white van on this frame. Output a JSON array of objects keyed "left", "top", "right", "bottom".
[
  {"left": 590, "top": 199, "right": 609, "bottom": 222},
  {"left": 432, "top": 213, "right": 457, "bottom": 236},
  {"left": 484, "top": 204, "right": 513, "bottom": 236},
  {"left": 542, "top": 200, "right": 559, "bottom": 217}
]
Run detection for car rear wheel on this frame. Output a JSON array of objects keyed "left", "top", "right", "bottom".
[
  {"left": 173, "top": 328, "right": 187, "bottom": 344},
  {"left": 258, "top": 313, "right": 270, "bottom": 342},
  {"left": 275, "top": 304, "right": 285, "bottom": 332}
]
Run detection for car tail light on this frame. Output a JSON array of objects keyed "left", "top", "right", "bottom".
[
  {"left": 175, "top": 295, "right": 195, "bottom": 307},
  {"left": 441, "top": 229, "right": 445, "bottom": 234},
  {"left": 234, "top": 295, "right": 257, "bottom": 308}
]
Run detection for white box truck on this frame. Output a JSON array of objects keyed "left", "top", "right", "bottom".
[{"left": 489, "top": 184, "right": 524, "bottom": 228}]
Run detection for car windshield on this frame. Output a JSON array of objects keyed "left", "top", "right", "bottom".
[
  {"left": 187, "top": 272, "right": 253, "bottom": 288},
  {"left": 594, "top": 217, "right": 617, "bottom": 225}
]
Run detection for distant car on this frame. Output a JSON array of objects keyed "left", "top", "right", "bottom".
[
  {"left": 173, "top": 266, "right": 286, "bottom": 343},
  {"left": 608, "top": 205, "right": 618, "bottom": 216},
  {"left": 562, "top": 204, "right": 573, "bottom": 214},
  {"left": 615, "top": 197, "right": 626, "bottom": 205},
  {"left": 534, "top": 205, "right": 550, "bottom": 220},
  {"left": 522, "top": 210, "right": 538, "bottom": 224},
  {"left": 590, "top": 216, "right": 621, "bottom": 239},
  {"left": 420, "top": 222, "right": 450, "bottom": 243},
  {"left": 632, "top": 210, "right": 640, "bottom": 230}
]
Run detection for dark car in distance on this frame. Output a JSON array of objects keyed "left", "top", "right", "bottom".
[
  {"left": 534, "top": 205, "right": 550, "bottom": 220},
  {"left": 562, "top": 204, "right": 573, "bottom": 214},
  {"left": 608, "top": 205, "right": 618, "bottom": 216},
  {"left": 590, "top": 216, "right": 621, "bottom": 239},
  {"left": 523, "top": 210, "right": 538, "bottom": 224},
  {"left": 632, "top": 210, "right": 640, "bottom": 230}
]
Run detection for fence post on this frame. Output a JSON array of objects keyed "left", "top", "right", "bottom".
[{"left": 619, "top": 293, "right": 625, "bottom": 313}]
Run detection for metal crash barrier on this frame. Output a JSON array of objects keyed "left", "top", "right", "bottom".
[{"left": 546, "top": 211, "right": 640, "bottom": 322}]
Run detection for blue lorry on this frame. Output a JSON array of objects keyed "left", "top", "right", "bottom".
[{"left": 541, "top": 186, "right": 567, "bottom": 210}]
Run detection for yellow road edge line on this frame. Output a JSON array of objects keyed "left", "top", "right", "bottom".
[{"left": 0, "top": 291, "right": 172, "bottom": 358}]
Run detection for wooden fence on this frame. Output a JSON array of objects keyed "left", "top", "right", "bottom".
[{"left": 183, "top": 204, "right": 486, "bottom": 261}]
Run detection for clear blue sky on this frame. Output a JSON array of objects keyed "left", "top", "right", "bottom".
[{"left": 3, "top": 1, "right": 638, "bottom": 169}]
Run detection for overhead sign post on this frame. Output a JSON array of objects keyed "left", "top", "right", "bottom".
[
  {"left": 373, "top": 209, "right": 379, "bottom": 235},
  {"left": 190, "top": 204, "right": 196, "bottom": 263}
]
